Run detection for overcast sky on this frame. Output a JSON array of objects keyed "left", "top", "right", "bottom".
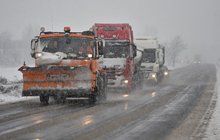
[{"left": 0, "top": 0, "right": 219, "bottom": 61}]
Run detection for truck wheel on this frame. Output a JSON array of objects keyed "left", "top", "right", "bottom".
[
  {"left": 40, "top": 94, "right": 49, "bottom": 105},
  {"left": 100, "top": 76, "right": 107, "bottom": 102},
  {"left": 140, "top": 73, "right": 144, "bottom": 89},
  {"left": 89, "top": 74, "right": 107, "bottom": 105},
  {"left": 89, "top": 94, "right": 97, "bottom": 105},
  {"left": 103, "top": 86, "right": 107, "bottom": 101},
  {"left": 153, "top": 79, "right": 158, "bottom": 86},
  {"left": 96, "top": 75, "right": 105, "bottom": 103},
  {"left": 139, "top": 78, "right": 144, "bottom": 89},
  {"left": 100, "top": 85, "right": 107, "bottom": 102},
  {"left": 61, "top": 96, "right": 66, "bottom": 103},
  {"left": 103, "top": 77, "right": 108, "bottom": 99},
  {"left": 54, "top": 94, "right": 66, "bottom": 104}
]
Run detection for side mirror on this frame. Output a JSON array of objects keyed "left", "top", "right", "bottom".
[
  {"left": 31, "top": 39, "right": 38, "bottom": 58},
  {"left": 98, "top": 41, "right": 103, "bottom": 47},
  {"left": 97, "top": 41, "right": 104, "bottom": 55},
  {"left": 31, "top": 39, "right": 38, "bottom": 50},
  {"left": 132, "top": 45, "right": 137, "bottom": 57}
]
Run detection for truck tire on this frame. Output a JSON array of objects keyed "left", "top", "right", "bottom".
[
  {"left": 96, "top": 75, "right": 107, "bottom": 103},
  {"left": 54, "top": 94, "right": 66, "bottom": 104},
  {"left": 131, "top": 72, "right": 139, "bottom": 91},
  {"left": 152, "top": 78, "right": 158, "bottom": 86},
  {"left": 88, "top": 94, "right": 97, "bottom": 105},
  {"left": 137, "top": 71, "right": 144, "bottom": 89},
  {"left": 40, "top": 94, "right": 49, "bottom": 105},
  {"left": 88, "top": 74, "right": 107, "bottom": 105},
  {"left": 101, "top": 75, "right": 107, "bottom": 101},
  {"left": 100, "top": 86, "right": 107, "bottom": 102},
  {"left": 139, "top": 75, "right": 144, "bottom": 89}
]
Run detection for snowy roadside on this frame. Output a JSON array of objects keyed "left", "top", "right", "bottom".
[
  {"left": 203, "top": 66, "right": 220, "bottom": 139},
  {"left": 0, "top": 77, "right": 30, "bottom": 104},
  {"left": 166, "top": 63, "right": 189, "bottom": 72},
  {"left": 0, "top": 67, "right": 27, "bottom": 104},
  {"left": 0, "top": 67, "right": 22, "bottom": 81}
]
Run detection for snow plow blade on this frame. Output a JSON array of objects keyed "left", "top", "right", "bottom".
[{"left": 18, "top": 65, "right": 93, "bottom": 97}]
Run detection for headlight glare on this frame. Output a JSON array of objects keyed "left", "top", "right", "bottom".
[
  {"left": 151, "top": 73, "right": 156, "bottom": 78},
  {"left": 35, "top": 52, "right": 42, "bottom": 58},
  {"left": 164, "top": 71, "right": 168, "bottom": 76},
  {"left": 88, "top": 54, "right": 92, "bottom": 58},
  {"left": 124, "top": 80, "right": 129, "bottom": 84}
]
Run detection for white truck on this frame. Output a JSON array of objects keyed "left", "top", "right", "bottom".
[{"left": 135, "top": 37, "right": 168, "bottom": 83}]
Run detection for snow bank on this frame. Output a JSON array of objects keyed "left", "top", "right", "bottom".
[
  {"left": 166, "top": 63, "right": 189, "bottom": 70},
  {"left": 0, "top": 67, "right": 24, "bottom": 103},
  {"left": 0, "top": 78, "right": 24, "bottom": 104}
]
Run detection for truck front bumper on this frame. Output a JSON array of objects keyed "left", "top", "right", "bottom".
[
  {"left": 107, "top": 76, "right": 130, "bottom": 89},
  {"left": 143, "top": 72, "right": 158, "bottom": 82}
]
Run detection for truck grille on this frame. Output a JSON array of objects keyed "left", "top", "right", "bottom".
[
  {"left": 105, "top": 68, "right": 116, "bottom": 79},
  {"left": 105, "top": 68, "right": 124, "bottom": 79}
]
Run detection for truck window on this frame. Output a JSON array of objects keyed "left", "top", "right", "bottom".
[
  {"left": 40, "top": 37, "right": 94, "bottom": 58},
  {"left": 142, "top": 49, "right": 156, "bottom": 63},
  {"left": 103, "top": 41, "right": 130, "bottom": 58}
]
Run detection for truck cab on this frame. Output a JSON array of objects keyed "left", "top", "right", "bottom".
[
  {"left": 91, "top": 23, "right": 142, "bottom": 91},
  {"left": 135, "top": 38, "right": 168, "bottom": 83}
]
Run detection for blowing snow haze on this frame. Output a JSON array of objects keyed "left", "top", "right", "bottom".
[
  {"left": 1, "top": 1, "right": 220, "bottom": 139},
  {"left": 0, "top": 0, "right": 219, "bottom": 66}
]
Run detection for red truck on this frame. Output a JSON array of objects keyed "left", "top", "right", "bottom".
[{"left": 91, "top": 23, "right": 143, "bottom": 91}]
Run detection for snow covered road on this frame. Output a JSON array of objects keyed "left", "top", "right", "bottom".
[
  {"left": 203, "top": 65, "right": 220, "bottom": 140},
  {"left": 0, "top": 64, "right": 217, "bottom": 140}
]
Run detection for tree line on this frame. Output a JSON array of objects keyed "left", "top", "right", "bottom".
[{"left": 0, "top": 26, "right": 38, "bottom": 67}]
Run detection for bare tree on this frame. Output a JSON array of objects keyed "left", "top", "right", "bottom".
[
  {"left": 0, "top": 25, "right": 38, "bottom": 67},
  {"left": 0, "top": 31, "right": 14, "bottom": 66},
  {"left": 166, "top": 36, "right": 186, "bottom": 67}
]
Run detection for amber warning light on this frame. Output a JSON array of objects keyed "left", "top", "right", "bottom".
[{"left": 64, "top": 27, "right": 71, "bottom": 33}]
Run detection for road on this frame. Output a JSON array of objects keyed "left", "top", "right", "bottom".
[{"left": 0, "top": 64, "right": 217, "bottom": 140}]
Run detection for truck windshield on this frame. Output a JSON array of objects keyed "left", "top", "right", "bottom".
[
  {"left": 40, "top": 37, "right": 94, "bottom": 58},
  {"left": 142, "top": 49, "right": 156, "bottom": 63},
  {"left": 104, "top": 41, "right": 129, "bottom": 58}
]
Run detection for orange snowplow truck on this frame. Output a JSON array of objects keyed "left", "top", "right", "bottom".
[{"left": 19, "top": 27, "right": 107, "bottom": 104}]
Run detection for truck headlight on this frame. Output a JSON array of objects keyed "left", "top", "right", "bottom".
[
  {"left": 124, "top": 80, "right": 129, "bottom": 84},
  {"left": 88, "top": 54, "right": 92, "bottom": 58},
  {"left": 151, "top": 73, "right": 156, "bottom": 78},
  {"left": 164, "top": 71, "right": 168, "bottom": 76},
  {"left": 35, "top": 52, "right": 42, "bottom": 58}
]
